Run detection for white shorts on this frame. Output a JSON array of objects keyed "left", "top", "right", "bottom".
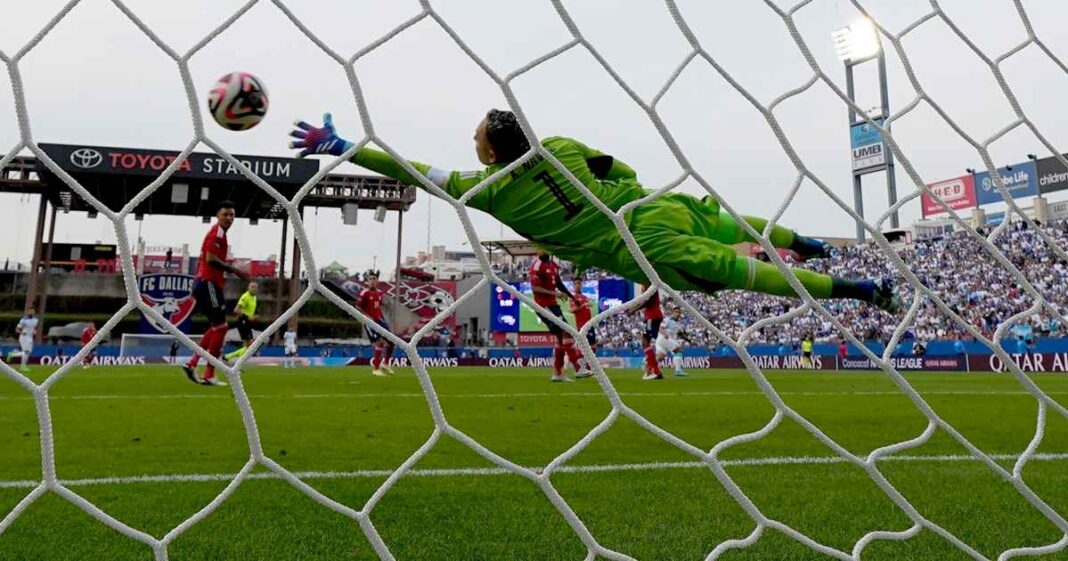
[
  {"left": 656, "top": 336, "right": 680, "bottom": 355},
  {"left": 284, "top": 345, "right": 297, "bottom": 356},
  {"left": 19, "top": 337, "right": 33, "bottom": 353}
]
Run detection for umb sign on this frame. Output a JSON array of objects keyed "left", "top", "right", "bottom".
[
  {"left": 921, "top": 175, "right": 977, "bottom": 217},
  {"left": 850, "top": 117, "right": 886, "bottom": 173}
]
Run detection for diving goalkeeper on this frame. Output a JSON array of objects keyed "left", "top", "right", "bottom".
[{"left": 289, "top": 111, "right": 898, "bottom": 313}]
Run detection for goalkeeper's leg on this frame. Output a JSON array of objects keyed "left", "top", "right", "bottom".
[
  {"left": 701, "top": 197, "right": 829, "bottom": 259},
  {"left": 634, "top": 231, "right": 899, "bottom": 313}
]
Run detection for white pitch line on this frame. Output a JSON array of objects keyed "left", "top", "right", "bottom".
[
  {"left": 0, "top": 389, "right": 1066, "bottom": 401},
  {"left": 2, "top": 453, "right": 1066, "bottom": 490}
]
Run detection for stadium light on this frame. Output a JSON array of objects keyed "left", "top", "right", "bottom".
[
  {"left": 836, "top": 15, "right": 896, "bottom": 242},
  {"left": 833, "top": 18, "right": 880, "bottom": 62}
]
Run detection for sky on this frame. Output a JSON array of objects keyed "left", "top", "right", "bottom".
[{"left": 1, "top": 0, "right": 1068, "bottom": 275}]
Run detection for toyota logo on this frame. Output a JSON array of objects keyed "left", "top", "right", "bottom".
[{"left": 70, "top": 148, "right": 103, "bottom": 169}]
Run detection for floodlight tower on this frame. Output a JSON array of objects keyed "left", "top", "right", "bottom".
[{"left": 834, "top": 18, "right": 899, "bottom": 243}]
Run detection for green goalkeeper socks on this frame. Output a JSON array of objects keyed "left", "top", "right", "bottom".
[
  {"left": 714, "top": 212, "right": 795, "bottom": 248},
  {"left": 727, "top": 257, "right": 876, "bottom": 304},
  {"left": 728, "top": 257, "right": 833, "bottom": 299},
  {"left": 224, "top": 346, "right": 248, "bottom": 361}
]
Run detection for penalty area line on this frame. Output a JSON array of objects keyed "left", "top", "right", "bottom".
[{"left": 2, "top": 452, "right": 1067, "bottom": 490}]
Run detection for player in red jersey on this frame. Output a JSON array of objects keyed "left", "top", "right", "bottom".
[
  {"left": 357, "top": 271, "right": 395, "bottom": 376},
  {"left": 80, "top": 321, "right": 96, "bottom": 369},
  {"left": 629, "top": 285, "right": 664, "bottom": 380},
  {"left": 180, "top": 201, "right": 249, "bottom": 386},
  {"left": 529, "top": 251, "right": 585, "bottom": 382},
  {"left": 567, "top": 289, "right": 596, "bottom": 375}
]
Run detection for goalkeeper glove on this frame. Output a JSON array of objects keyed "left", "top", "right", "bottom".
[{"left": 289, "top": 113, "right": 354, "bottom": 158}]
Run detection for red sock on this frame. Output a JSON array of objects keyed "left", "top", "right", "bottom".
[
  {"left": 563, "top": 339, "right": 582, "bottom": 370},
  {"left": 188, "top": 330, "right": 215, "bottom": 367},
  {"left": 202, "top": 325, "right": 227, "bottom": 380},
  {"left": 645, "top": 346, "right": 661, "bottom": 375},
  {"left": 372, "top": 346, "right": 382, "bottom": 370},
  {"left": 553, "top": 345, "right": 565, "bottom": 376}
]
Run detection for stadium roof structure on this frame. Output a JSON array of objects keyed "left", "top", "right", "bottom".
[
  {"left": 481, "top": 239, "right": 541, "bottom": 257},
  {"left": 0, "top": 143, "right": 416, "bottom": 219}
]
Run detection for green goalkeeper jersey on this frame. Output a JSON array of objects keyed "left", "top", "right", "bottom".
[{"left": 351, "top": 137, "right": 648, "bottom": 266}]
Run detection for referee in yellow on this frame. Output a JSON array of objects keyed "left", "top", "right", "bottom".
[
  {"left": 224, "top": 281, "right": 258, "bottom": 362},
  {"left": 801, "top": 334, "right": 814, "bottom": 369}
]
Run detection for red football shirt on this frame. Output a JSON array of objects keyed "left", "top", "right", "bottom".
[
  {"left": 569, "top": 293, "right": 592, "bottom": 329},
  {"left": 529, "top": 260, "right": 561, "bottom": 307},
  {"left": 357, "top": 286, "right": 384, "bottom": 321},
  {"left": 80, "top": 326, "right": 96, "bottom": 345},
  {"left": 195, "top": 223, "right": 229, "bottom": 287},
  {"left": 642, "top": 289, "right": 663, "bottom": 320}
]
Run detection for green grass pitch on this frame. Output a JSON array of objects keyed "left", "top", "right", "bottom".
[{"left": 1, "top": 365, "right": 1067, "bottom": 560}]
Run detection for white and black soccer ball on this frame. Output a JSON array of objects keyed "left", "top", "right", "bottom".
[
  {"left": 426, "top": 290, "right": 454, "bottom": 313},
  {"left": 207, "top": 72, "right": 269, "bottom": 131}
]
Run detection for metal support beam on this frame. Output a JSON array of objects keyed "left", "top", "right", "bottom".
[
  {"left": 276, "top": 215, "right": 288, "bottom": 323},
  {"left": 853, "top": 175, "right": 865, "bottom": 244},
  {"left": 392, "top": 210, "right": 403, "bottom": 330},
  {"left": 24, "top": 197, "right": 48, "bottom": 318},
  {"left": 845, "top": 63, "right": 866, "bottom": 244},
  {"left": 36, "top": 204, "right": 58, "bottom": 342},
  {"left": 288, "top": 209, "right": 302, "bottom": 333},
  {"left": 878, "top": 52, "right": 899, "bottom": 229}
]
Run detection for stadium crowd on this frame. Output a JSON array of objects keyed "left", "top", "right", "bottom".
[{"left": 587, "top": 219, "right": 1068, "bottom": 348}]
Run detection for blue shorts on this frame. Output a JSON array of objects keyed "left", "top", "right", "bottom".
[
  {"left": 536, "top": 305, "right": 567, "bottom": 336},
  {"left": 643, "top": 318, "right": 662, "bottom": 341},
  {"left": 365, "top": 318, "right": 391, "bottom": 343}
]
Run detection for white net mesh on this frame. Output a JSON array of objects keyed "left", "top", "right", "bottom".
[{"left": 2, "top": 1, "right": 1068, "bottom": 560}]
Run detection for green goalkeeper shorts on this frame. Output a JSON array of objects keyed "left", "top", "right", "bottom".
[{"left": 549, "top": 192, "right": 739, "bottom": 294}]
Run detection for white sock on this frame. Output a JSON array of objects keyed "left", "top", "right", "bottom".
[
  {"left": 673, "top": 355, "right": 683, "bottom": 372},
  {"left": 21, "top": 352, "right": 28, "bottom": 368}
]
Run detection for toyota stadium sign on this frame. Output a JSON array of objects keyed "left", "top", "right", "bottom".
[{"left": 38, "top": 143, "right": 318, "bottom": 185}]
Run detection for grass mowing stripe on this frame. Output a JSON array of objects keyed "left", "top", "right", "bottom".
[{"left": 3, "top": 453, "right": 1066, "bottom": 490}]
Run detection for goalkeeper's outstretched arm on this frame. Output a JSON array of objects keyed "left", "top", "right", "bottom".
[{"left": 289, "top": 113, "right": 489, "bottom": 202}]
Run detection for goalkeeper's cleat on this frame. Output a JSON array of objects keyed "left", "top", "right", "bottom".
[
  {"left": 791, "top": 236, "right": 833, "bottom": 261},
  {"left": 180, "top": 364, "right": 199, "bottom": 384},
  {"left": 872, "top": 278, "right": 901, "bottom": 314},
  {"left": 674, "top": 370, "right": 688, "bottom": 378},
  {"left": 550, "top": 374, "right": 574, "bottom": 383},
  {"left": 372, "top": 369, "right": 389, "bottom": 377},
  {"left": 382, "top": 365, "right": 396, "bottom": 375},
  {"left": 574, "top": 369, "right": 594, "bottom": 379},
  {"left": 200, "top": 377, "right": 227, "bottom": 387},
  {"left": 642, "top": 372, "right": 664, "bottom": 381}
]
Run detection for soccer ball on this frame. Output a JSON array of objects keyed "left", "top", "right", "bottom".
[{"left": 207, "top": 72, "right": 269, "bottom": 131}]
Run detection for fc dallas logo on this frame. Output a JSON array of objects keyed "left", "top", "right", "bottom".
[{"left": 138, "top": 273, "right": 196, "bottom": 333}]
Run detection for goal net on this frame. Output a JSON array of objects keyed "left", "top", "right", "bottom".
[{"left": 2, "top": 1, "right": 1067, "bottom": 561}]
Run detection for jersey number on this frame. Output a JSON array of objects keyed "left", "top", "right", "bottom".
[{"left": 533, "top": 171, "right": 583, "bottom": 221}]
